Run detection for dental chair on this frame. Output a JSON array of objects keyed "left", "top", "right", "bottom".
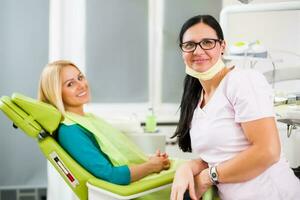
[{"left": 0, "top": 93, "right": 219, "bottom": 200}]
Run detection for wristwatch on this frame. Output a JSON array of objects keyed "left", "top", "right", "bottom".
[{"left": 209, "top": 166, "right": 219, "bottom": 185}]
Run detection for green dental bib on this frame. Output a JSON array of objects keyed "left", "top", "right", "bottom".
[{"left": 63, "top": 112, "right": 148, "bottom": 166}]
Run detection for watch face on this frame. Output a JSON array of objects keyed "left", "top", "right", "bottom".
[{"left": 212, "top": 172, "right": 217, "bottom": 179}]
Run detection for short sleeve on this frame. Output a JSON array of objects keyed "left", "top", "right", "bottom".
[{"left": 227, "top": 69, "right": 275, "bottom": 122}]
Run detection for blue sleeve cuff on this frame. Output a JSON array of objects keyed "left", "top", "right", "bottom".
[{"left": 108, "top": 165, "right": 131, "bottom": 185}]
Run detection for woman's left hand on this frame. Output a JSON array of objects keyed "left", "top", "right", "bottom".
[{"left": 194, "top": 168, "right": 213, "bottom": 198}]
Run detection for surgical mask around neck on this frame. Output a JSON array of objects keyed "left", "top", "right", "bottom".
[{"left": 185, "top": 58, "right": 225, "bottom": 81}]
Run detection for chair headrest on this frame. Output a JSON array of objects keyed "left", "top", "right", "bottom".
[
  {"left": 0, "top": 93, "right": 62, "bottom": 138},
  {"left": 12, "top": 93, "right": 62, "bottom": 134},
  {"left": 0, "top": 96, "right": 42, "bottom": 138}
]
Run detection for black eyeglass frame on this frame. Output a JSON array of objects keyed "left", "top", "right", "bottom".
[{"left": 179, "top": 38, "right": 223, "bottom": 53}]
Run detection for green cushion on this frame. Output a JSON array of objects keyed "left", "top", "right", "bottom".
[
  {"left": 39, "top": 136, "right": 93, "bottom": 200},
  {"left": 203, "top": 186, "right": 220, "bottom": 200},
  {"left": 88, "top": 169, "right": 174, "bottom": 196},
  {"left": 134, "top": 187, "right": 171, "bottom": 200},
  {"left": 0, "top": 96, "right": 42, "bottom": 138},
  {"left": 11, "top": 93, "right": 62, "bottom": 134}
]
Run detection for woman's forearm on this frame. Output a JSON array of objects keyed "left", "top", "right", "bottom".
[
  {"left": 129, "top": 162, "right": 154, "bottom": 182},
  {"left": 129, "top": 155, "right": 170, "bottom": 182},
  {"left": 217, "top": 144, "right": 280, "bottom": 183},
  {"left": 216, "top": 117, "right": 281, "bottom": 183}
]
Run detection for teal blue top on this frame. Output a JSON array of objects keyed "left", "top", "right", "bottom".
[{"left": 58, "top": 124, "right": 131, "bottom": 185}]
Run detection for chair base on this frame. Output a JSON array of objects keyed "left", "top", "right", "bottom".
[{"left": 87, "top": 182, "right": 171, "bottom": 200}]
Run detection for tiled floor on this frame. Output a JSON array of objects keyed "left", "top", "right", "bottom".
[{"left": 0, "top": 188, "right": 46, "bottom": 200}]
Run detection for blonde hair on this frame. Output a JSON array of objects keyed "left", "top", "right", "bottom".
[{"left": 38, "top": 60, "right": 80, "bottom": 115}]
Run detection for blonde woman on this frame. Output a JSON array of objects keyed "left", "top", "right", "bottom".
[{"left": 38, "top": 60, "right": 170, "bottom": 185}]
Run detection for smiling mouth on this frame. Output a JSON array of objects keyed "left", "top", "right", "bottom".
[
  {"left": 77, "top": 91, "right": 87, "bottom": 97},
  {"left": 193, "top": 59, "right": 208, "bottom": 64}
]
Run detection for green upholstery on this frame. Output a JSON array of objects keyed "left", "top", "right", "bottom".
[
  {"left": 203, "top": 186, "right": 220, "bottom": 200},
  {"left": 88, "top": 170, "right": 174, "bottom": 196},
  {"left": 12, "top": 93, "right": 62, "bottom": 135},
  {"left": 0, "top": 93, "right": 219, "bottom": 200},
  {"left": 0, "top": 96, "right": 42, "bottom": 138},
  {"left": 39, "top": 136, "right": 93, "bottom": 199}
]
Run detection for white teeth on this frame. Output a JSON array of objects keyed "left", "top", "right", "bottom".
[{"left": 77, "top": 91, "right": 87, "bottom": 97}]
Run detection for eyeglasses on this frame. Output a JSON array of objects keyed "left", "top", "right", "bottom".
[{"left": 180, "top": 39, "right": 222, "bottom": 53}]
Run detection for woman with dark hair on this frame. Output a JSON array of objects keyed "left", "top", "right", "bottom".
[{"left": 170, "top": 15, "right": 300, "bottom": 200}]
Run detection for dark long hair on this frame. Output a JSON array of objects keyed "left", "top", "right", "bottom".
[{"left": 172, "top": 15, "right": 224, "bottom": 152}]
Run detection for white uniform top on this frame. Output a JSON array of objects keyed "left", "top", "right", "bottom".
[{"left": 190, "top": 68, "right": 300, "bottom": 200}]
